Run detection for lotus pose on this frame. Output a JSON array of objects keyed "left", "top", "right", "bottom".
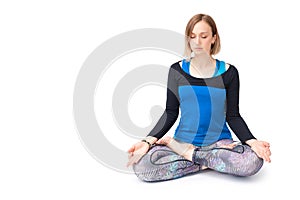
[{"left": 127, "top": 13, "right": 271, "bottom": 182}]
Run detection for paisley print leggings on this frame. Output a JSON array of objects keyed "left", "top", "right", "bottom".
[{"left": 133, "top": 139, "right": 263, "bottom": 182}]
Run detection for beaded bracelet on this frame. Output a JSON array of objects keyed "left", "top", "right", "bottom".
[{"left": 141, "top": 139, "right": 152, "bottom": 148}]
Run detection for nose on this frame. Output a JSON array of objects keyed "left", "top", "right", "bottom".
[{"left": 194, "top": 36, "right": 201, "bottom": 45}]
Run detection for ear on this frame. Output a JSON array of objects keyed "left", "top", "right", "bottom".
[{"left": 211, "top": 34, "right": 216, "bottom": 44}]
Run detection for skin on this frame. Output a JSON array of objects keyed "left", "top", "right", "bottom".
[
  {"left": 127, "top": 136, "right": 158, "bottom": 167},
  {"left": 156, "top": 136, "right": 271, "bottom": 164},
  {"left": 127, "top": 21, "right": 271, "bottom": 167},
  {"left": 188, "top": 20, "right": 217, "bottom": 78}
]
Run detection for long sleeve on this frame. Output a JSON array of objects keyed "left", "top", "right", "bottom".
[
  {"left": 225, "top": 67, "right": 256, "bottom": 143},
  {"left": 147, "top": 65, "right": 180, "bottom": 139}
]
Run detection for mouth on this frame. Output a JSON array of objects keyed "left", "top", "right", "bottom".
[{"left": 194, "top": 47, "right": 203, "bottom": 50}]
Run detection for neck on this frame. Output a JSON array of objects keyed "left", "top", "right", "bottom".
[{"left": 191, "top": 53, "right": 215, "bottom": 69}]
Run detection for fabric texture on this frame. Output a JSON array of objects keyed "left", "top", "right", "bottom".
[
  {"left": 148, "top": 60, "right": 255, "bottom": 146},
  {"left": 133, "top": 139, "right": 263, "bottom": 182}
]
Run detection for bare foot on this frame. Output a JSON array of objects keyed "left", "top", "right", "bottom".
[
  {"left": 156, "top": 136, "right": 195, "bottom": 161},
  {"left": 220, "top": 142, "right": 237, "bottom": 149},
  {"left": 157, "top": 137, "right": 238, "bottom": 170}
]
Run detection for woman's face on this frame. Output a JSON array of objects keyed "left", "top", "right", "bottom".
[{"left": 189, "top": 21, "right": 216, "bottom": 56}]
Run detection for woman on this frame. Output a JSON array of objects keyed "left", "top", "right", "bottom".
[{"left": 127, "top": 13, "right": 271, "bottom": 182}]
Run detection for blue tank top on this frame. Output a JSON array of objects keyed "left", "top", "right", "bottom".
[{"left": 173, "top": 59, "right": 231, "bottom": 146}]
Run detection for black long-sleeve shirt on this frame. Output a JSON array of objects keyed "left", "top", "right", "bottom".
[{"left": 147, "top": 60, "right": 255, "bottom": 146}]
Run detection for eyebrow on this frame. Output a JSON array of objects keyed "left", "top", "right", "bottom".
[{"left": 191, "top": 32, "right": 209, "bottom": 35}]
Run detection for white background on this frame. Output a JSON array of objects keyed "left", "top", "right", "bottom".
[{"left": 1, "top": 0, "right": 299, "bottom": 199}]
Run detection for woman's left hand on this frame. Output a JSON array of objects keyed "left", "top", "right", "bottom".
[{"left": 246, "top": 139, "right": 271, "bottom": 163}]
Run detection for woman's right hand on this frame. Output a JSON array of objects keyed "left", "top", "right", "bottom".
[{"left": 126, "top": 141, "right": 150, "bottom": 167}]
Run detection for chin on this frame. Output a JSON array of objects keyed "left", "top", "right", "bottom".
[{"left": 193, "top": 50, "right": 209, "bottom": 56}]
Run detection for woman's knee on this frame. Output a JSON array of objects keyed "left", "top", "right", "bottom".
[
  {"left": 237, "top": 146, "right": 264, "bottom": 176},
  {"left": 132, "top": 162, "right": 160, "bottom": 182},
  {"left": 131, "top": 148, "right": 157, "bottom": 182},
  {"left": 132, "top": 145, "right": 199, "bottom": 182},
  {"left": 131, "top": 145, "right": 173, "bottom": 182},
  {"left": 132, "top": 156, "right": 176, "bottom": 182}
]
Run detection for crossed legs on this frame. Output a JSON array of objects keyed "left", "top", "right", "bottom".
[{"left": 133, "top": 137, "right": 263, "bottom": 182}]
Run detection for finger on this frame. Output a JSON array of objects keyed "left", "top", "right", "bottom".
[
  {"left": 127, "top": 154, "right": 142, "bottom": 167},
  {"left": 127, "top": 146, "right": 135, "bottom": 153},
  {"left": 127, "top": 159, "right": 134, "bottom": 167},
  {"left": 127, "top": 149, "right": 146, "bottom": 166},
  {"left": 127, "top": 155, "right": 137, "bottom": 167},
  {"left": 263, "top": 141, "right": 270, "bottom": 147},
  {"left": 128, "top": 152, "right": 134, "bottom": 159},
  {"left": 264, "top": 154, "right": 271, "bottom": 163},
  {"left": 261, "top": 150, "right": 271, "bottom": 163},
  {"left": 126, "top": 157, "right": 133, "bottom": 167},
  {"left": 255, "top": 150, "right": 266, "bottom": 160},
  {"left": 263, "top": 148, "right": 271, "bottom": 156},
  {"left": 266, "top": 149, "right": 271, "bottom": 156}
]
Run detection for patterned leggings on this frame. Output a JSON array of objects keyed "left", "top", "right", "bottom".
[{"left": 133, "top": 139, "right": 264, "bottom": 182}]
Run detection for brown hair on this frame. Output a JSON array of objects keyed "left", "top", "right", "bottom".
[{"left": 184, "top": 14, "right": 221, "bottom": 59}]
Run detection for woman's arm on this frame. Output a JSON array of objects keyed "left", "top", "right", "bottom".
[
  {"left": 226, "top": 66, "right": 271, "bottom": 162},
  {"left": 225, "top": 66, "right": 255, "bottom": 143},
  {"left": 127, "top": 64, "right": 180, "bottom": 167}
]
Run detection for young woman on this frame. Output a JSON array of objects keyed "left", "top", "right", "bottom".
[{"left": 127, "top": 13, "right": 271, "bottom": 182}]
